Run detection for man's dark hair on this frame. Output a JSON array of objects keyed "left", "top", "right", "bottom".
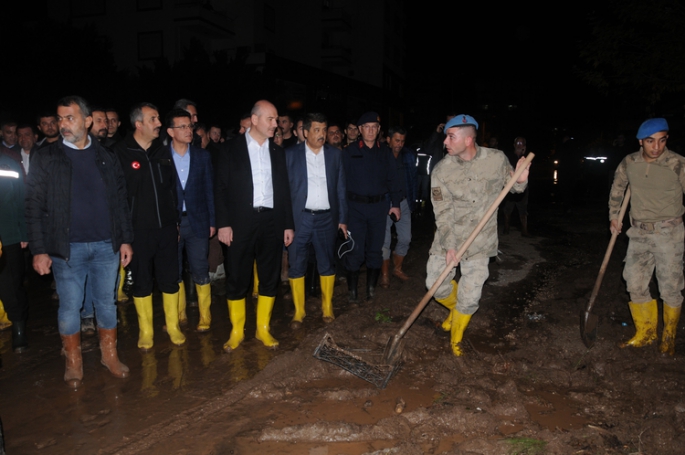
[
  {"left": 346, "top": 119, "right": 358, "bottom": 128},
  {"left": 57, "top": 96, "right": 91, "bottom": 117},
  {"left": 105, "top": 108, "right": 119, "bottom": 115},
  {"left": 165, "top": 109, "right": 191, "bottom": 127},
  {"left": 303, "top": 113, "right": 327, "bottom": 131},
  {"left": 17, "top": 123, "right": 36, "bottom": 134},
  {"left": 0, "top": 120, "right": 17, "bottom": 129},
  {"left": 194, "top": 122, "right": 207, "bottom": 132},
  {"left": 173, "top": 98, "right": 197, "bottom": 111},
  {"left": 35, "top": 111, "right": 56, "bottom": 124},
  {"left": 240, "top": 112, "right": 251, "bottom": 121},
  {"left": 327, "top": 122, "right": 343, "bottom": 132},
  {"left": 387, "top": 125, "right": 407, "bottom": 138},
  {"left": 129, "top": 102, "right": 158, "bottom": 127},
  {"left": 209, "top": 123, "right": 221, "bottom": 131},
  {"left": 278, "top": 113, "right": 293, "bottom": 123}
]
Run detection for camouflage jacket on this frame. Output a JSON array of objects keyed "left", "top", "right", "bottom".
[
  {"left": 609, "top": 148, "right": 685, "bottom": 223},
  {"left": 430, "top": 145, "right": 527, "bottom": 259}
]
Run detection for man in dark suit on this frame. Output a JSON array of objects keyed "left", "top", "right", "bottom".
[
  {"left": 215, "top": 100, "right": 294, "bottom": 352},
  {"left": 167, "top": 109, "right": 215, "bottom": 333},
  {"left": 285, "top": 113, "right": 347, "bottom": 329}
]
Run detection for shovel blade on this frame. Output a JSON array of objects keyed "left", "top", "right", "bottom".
[
  {"left": 382, "top": 334, "right": 404, "bottom": 366},
  {"left": 580, "top": 308, "right": 599, "bottom": 348}
]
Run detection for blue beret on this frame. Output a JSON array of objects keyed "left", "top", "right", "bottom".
[
  {"left": 636, "top": 118, "right": 669, "bottom": 140},
  {"left": 445, "top": 114, "right": 479, "bottom": 131},
  {"left": 357, "top": 111, "right": 381, "bottom": 126}
]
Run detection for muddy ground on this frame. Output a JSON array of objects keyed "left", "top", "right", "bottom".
[{"left": 2, "top": 196, "right": 685, "bottom": 455}]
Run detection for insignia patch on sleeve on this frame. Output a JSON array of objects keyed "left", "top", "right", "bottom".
[{"left": 431, "top": 187, "right": 443, "bottom": 201}]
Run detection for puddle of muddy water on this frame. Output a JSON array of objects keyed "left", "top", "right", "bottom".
[{"left": 523, "top": 390, "right": 589, "bottom": 431}]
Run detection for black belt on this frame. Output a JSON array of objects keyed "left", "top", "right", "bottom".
[
  {"left": 347, "top": 192, "right": 384, "bottom": 204},
  {"left": 253, "top": 206, "right": 273, "bottom": 212},
  {"left": 303, "top": 208, "right": 330, "bottom": 214}
]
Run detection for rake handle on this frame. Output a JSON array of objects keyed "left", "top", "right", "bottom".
[
  {"left": 585, "top": 186, "right": 631, "bottom": 313},
  {"left": 394, "top": 152, "right": 535, "bottom": 339}
]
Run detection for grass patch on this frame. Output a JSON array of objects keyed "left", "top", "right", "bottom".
[
  {"left": 505, "top": 437, "right": 547, "bottom": 455},
  {"left": 374, "top": 308, "right": 392, "bottom": 323}
]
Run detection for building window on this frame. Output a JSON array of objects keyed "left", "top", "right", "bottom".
[{"left": 138, "top": 31, "right": 163, "bottom": 61}]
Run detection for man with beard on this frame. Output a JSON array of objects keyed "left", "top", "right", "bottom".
[
  {"left": 214, "top": 100, "right": 294, "bottom": 352},
  {"left": 36, "top": 113, "right": 60, "bottom": 148},
  {"left": 90, "top": 108, "right": 109, "bottom": 142},
  {"left": 25, "top": 95, "right": 132, "bottom": 388},
  {"left": 112, "top": 102, "right": 184, "bottom": 350}
]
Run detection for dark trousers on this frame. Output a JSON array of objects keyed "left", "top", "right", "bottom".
[
  {"left": 344, "top": 200, "right": 387, "bottom": 271},
  {"left": 0, "top": 242, "right": 28, "bottom": 322},
  {"left": 224, "top": 210, "right": 281, "bottom": 299},
  {"left": 130, "top": 225, "right": 180, "bottom": 297},
  {"left": 288, "top": 211, "right": 336, "bottom": 278}
]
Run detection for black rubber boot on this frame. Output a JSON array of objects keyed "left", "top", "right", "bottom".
[
  {"left": 347, "top": 271, "right": 359, "bottom": 302},
  {"left": 366, "top": 268, "right": 380, "bottom": 301},
  {"left": 12, "top": 320, "right": 28, "bottom": 353}
]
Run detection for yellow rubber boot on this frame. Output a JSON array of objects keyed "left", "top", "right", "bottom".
[
  {"left": 289, "top": 277, "right": 306, "bottom": 329},
  {"left": 255, "top": 295, "right": 279, "bottom": 348},
  {"left": 178, "top": 282, "right": 188, "bottom": 326},
  {"left": 133, "top": 295, "right": 154, "bottom": 350},
  {"left": 223, "top": 298, "right": 246, "bottom": 352},
  {"left": 320, "top": 274, "right": 336, "bottom": 323},
  {"left": 116, "top": 265, "right": 128, "bottom": 302},
  {"left": 621, "top": 300, "right": 658, "bottom": 348},
  {"left": 196, "top": 283, "right": 212, "bottom": 332},
  {"left": 435, "top": 281, "right": 458, "bottom": 332},
  {"left": 0, "top": 299, "right": 12, "bottom": 331},
  {"left": 162, "top": 292, "right": 186, "bottom": 346},
  {"left": 659, "top": 303, "right": 681, "bottom": 356},
  {"left": 252, "top": 261, "right": 259, "bottom": 298},
  {"left": 450, "top": 310, "right": 472, "bottom": 356}
]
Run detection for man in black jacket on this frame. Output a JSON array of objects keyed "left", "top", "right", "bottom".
[
  {"left": 111, "top": 102, "right": 184, "bottom": 350},
  {"left": 26, "top": 95, "right": 132, "bottom": 389},
  {"left": 215, "top": 100, "right": 294, "bottom": 352}
]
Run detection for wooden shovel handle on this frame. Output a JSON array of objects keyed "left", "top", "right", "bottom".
[
  {"left": 395, "top": 153, "right": 535, "bottom": 339},
  {"left": 585, "top": 186, "right": 631, "bottom": 313}
]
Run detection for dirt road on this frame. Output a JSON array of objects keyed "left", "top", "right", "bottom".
[{"left": 1, "top": 200, "right": 684, "bottom": 455}]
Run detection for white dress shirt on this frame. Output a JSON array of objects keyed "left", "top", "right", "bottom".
[
  {"left": 245, "top": 128, "right": 274, "bottom": 208},
  {"left": 304, "top": 144, "right": 330, "bottom": 210}
]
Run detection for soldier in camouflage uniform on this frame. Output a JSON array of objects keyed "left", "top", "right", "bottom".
[
  {"left": 609, "top": 118, "right": 685, "bottom": 356},
  {"left": 427, "top": 115, "right": 529, "bottom": 356}
]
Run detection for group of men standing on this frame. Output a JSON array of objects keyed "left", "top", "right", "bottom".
[{"left": 2, "top": 92, "right": 682, "bottom": 392}]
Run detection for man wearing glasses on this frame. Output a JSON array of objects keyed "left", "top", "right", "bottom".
[{"left": 341, "top": 112, "right": 402, "bottom": 302}]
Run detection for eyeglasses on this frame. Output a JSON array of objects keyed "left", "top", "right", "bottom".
[{"left": 170, "top": 124, "right": 192, "bottom": 130}]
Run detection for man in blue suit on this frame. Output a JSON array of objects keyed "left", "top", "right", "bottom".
[
  {"left": 285, "top": 113, "right": 347, "bottom": 328},
  {"left": 167, "top": 109, "right": 216, "bottom": 333}
]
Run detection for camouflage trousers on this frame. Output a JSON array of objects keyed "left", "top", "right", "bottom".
[
  {"left": 623, "top": 222, "right": 684, "bottom": 307},
  {"left": 426, "top": 254, "right": 489, "bottom": 315}
]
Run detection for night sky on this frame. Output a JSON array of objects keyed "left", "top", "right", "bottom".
[{"left": 4, "top": 1, "right": 681, "bottom": 153}]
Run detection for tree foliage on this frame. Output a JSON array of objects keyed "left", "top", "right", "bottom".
[{"left": 579, "top": 0, "right": 685, "bottom": 108}]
